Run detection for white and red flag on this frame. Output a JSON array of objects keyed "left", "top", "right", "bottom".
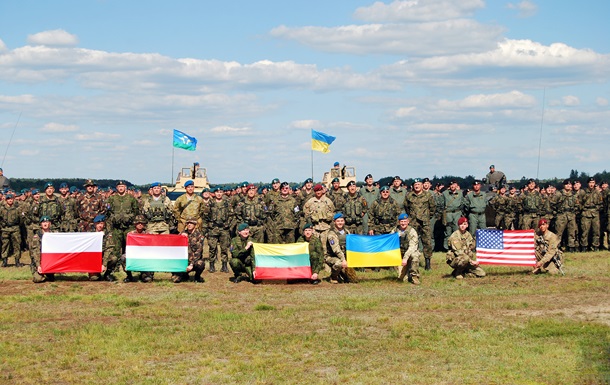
[
  {"left": 40, "top": 232, "right": 104, "bottom": 273},
  {"left": 476, "top": 229, "right": 536, "bottom": 266}
]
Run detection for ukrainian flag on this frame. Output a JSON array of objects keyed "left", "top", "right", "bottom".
[
  {"left": 346, "top": 233, "right": 401, "bottom": 267},
  {"left": 311, "top": 129, "right": 336, "bottom": 153}
]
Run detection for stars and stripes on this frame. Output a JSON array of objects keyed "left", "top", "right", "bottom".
[{"left": 476, "top": 229, "right": 536, "bottom": 266}]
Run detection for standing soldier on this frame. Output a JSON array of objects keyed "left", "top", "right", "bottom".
[
  {"left": 107, "top": 180, "right": 140, "bottom": 255},
  {"left": 342, "top": 181, "right": 367, "bottom": 234},
  {"left": 172, "top": 217, "right": 205, "bottom": 283},
  {"left": 270, "top": 182, "right": 299, "bottom": 244},
  {"left": 392, "top": 213, "right": 421, "bottom": 285},
  {"left": 142, "top": 182, "right": 174, "bottom": 235},
  {"left": 506, "top": 185, "right": 520, "bottom": 230},
  {"left": 463, "top": 180, "right": 487, "bottom": 237},
  {"left": 579, "top": 177, "right": 603, "bottom": 252},
  {"left": 303, "top": 184, "right": 335, "bottom": 254},
  {"left": 520, "top": 179, "right": 542, "bottom": 230},
  {"left": 296, "top": 178, "right": 315, "bottom": 234},
  {"left": 263, "top": 178, "right": 281, "bottom": 243},
  {"left": 490, "top": 185, "right": 511, "bottom": 229},
  {"left": 389, "top": 176, "right": 407, "bottom": 209},
  {"left": 369, "top": 185, "right": 401, "bottom": 235},
  {"left": 0, "top": 193, "right": 23, "bottom": 267},
  {"left": 24, "top": 189, "right": 41, "bottom": 250},
  {"left": 237, "top": 184, "right": 267, "bottom": 243},
  {"left": 360, "top": 174, "right": 380, "bottom": 234},
  {"left": 328, "top": 178, "right": 346, "bottom": 213},
  {"left": 39, "top": 182, "right": 64, "bottom": 231},
  {"left": 76, "top": 179, "right": 106, "bottom": 232},
  {"left": 404, "top": 179, "right": 436, "bottom": 270},
  {"left": 441, "top": 180, "right": 463, "bottom": 250},
  {"left": 58, "top": 182, "right": 77, "bottom": 232},
  {"left": 428, "top": 180, "right": 444, "bottom": 251},
  {"left": 203, "top": 187, "right": 233, "bottom": 273},
  {"left": 555, "top": 180, "right": 579, "bottom": 251},
  {"left": 173, "top": 180, "right": 204, "bottom": 233}
]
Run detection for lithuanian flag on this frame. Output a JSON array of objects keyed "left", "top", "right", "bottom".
[
  {"left": 253, "top": 243, "right": 312, "bottom": 280},
  {"left": 346, "top": 233, "right": 401, "bottom": 267}
]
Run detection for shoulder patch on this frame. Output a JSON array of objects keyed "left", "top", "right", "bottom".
[{"left": 329, "top": 239, "right": 335, "bottom": 245}]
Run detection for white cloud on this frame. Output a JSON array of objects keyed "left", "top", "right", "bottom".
[
  {"left": 19, "top": 149, "right": 40, "bottom": 156},
  {"left": 561, "top": 95, "right": 580, "bottom": 106},
  {"left": 0, "top": 94, "right": 35, "bottom": 104},
  {"left": 27, "top": 29, "right": 79, "bottom": 46},
  {"left": 395, "top": 107, "right": 417, "bottom": 117},
  {"left": 596, "top": 97, "right": 608, "bottom": 106},
  {"left": 75, "top": 132, "right": 120, "bottom": 140},
  {"left": 289, "top": 120, "right": 322, "bottom": 129},
  {"left": 209, "top": 125, "right": 252, "bottom": 135},
  {"left": 437, "top": 91, "right": 537, "bottom": 109},
  {"left": 0, "top": 38, "right": 6, "bottom": 52},
  {"left": 354, "top": 0, "right": 485, "bottom": 22},
  {"left": 40, "top": 122, "right": 79, "bottom": 132},
  {"left": 507, "top": 1, "right": 538, "bottom": 18}
]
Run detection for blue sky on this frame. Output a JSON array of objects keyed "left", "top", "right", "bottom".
[{"left": 0, "top": 0, "right": 608, "bottom": 185}]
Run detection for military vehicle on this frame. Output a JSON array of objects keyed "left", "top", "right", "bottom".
[
  {"left": 164, "top": 163, "right": 210, "bottom": 201},
  {"left": 322, "top": 165, "right": 356, "bottom": 192}
]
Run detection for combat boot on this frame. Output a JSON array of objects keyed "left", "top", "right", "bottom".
[
  {"left": 220, "top": 261, "right": 229, "bottom": 273},
  {"left": 424, "top": 258, "right": 431, "bottom": 271},
  {"left": 194, "top": 273, "right": 205, "bottom": 283},
  {"left": 15, "top": 259, "right": 23, "bottom": 268},
  {"left": 209, "top": 261, "right": 216, "bottom": 273},
  {"left": 2, "top": 258, "right": 8, "bottom": 267},
  {"left": 103, "top": 272, "right": 117, "bottom": 282}
]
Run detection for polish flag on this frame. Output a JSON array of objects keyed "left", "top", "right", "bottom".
[{"left": 40, "top": 232, "right": 104, "bottom": 273}]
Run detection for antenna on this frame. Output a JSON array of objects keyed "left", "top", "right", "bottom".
[
  {"left": 536, "top": 88, "right": 546, "bottom": 180},
  {"left": 2, "top": 112, "right": 21, "bottom": 168}
]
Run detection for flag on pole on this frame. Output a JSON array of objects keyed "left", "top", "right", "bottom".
[
  {"left": 125, "top": 233, "right": 189, "bottom": 272},
  {"left": 346, "top": 233, "right": 401, "bottom": 267},
  {"left": 173, "top": 129, "right": 197, "bottom": 151},
  {"left": 40, "top": 232, "right": 103, "bottom": 273},
  {"left": 476, "top": 229, "right": 536, "bottom": 266},
  {"left": 252, "top": 242, "right": 312, "bottom": 280},
  {"left": 311, "top": 129, "right": 336, "bottom": 153}
]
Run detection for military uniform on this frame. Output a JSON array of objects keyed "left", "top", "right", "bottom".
[
  {"left": 404, "top": 190, "right": 436, "bottom": 261},
  {"left": 297, "top": 233, "right": 324, "bottom": 279},
  {"left": 534, "top": 228, "right": 562, "bottom": 275},
  {"left": 203, "top": 195, "right": 233, "bottom": 272},
  {"left": 342, "top": 191, "right": 367, "bottom": 234},
  {"left": 441, "top": 187, "right": 463, "bottom": 249},
  {"left": 359, "top": 183, "right": 379, "bottom": 234},
  {"left": 237, "top": 194, "right": 267, "bottom": 243},
  {"left": 172, "top": 226, "right": 205, "bottom": 283},
  {"left": 490, "top": 192, "right": 511, "bottom": 229},
  {"left": 0, "top": 198, "right": 23, "bottom": 267},
  {"left": 229, "top": 232, "right": 255, "bottom": 282},
  {"left": 29, "top": 226, "right": 54, "bottom": 283},
  {"left": 463, "top": 188, "right": 487, "bottom": 236},
  {"left": 173, "top": 192, "right": 204, "bottom": 233},
  {"left": 328, "top": 187, "right": 346, "bottom": 213},
  {"left": 58, "top": 193, "right": 78, "bottom": 232},
  {"left": 39, "top": 194, "right": 64, "bottom": 231},
  {"left": 520, "top": 189, "right": 542, "bottom": 230},
  {"left": 325, "top": 225, "right": 352, "bottom": 283},
  {"left": 107, "top": 191, "right": 139, "bottom": 254},
  {"left": 76, "top": 189, "right": 106, "bottom": 232},
  {"left": 579, "top": 186, "right": 603, "bottom": 250},
  {"left": 391, "top": 223, "right": 420, "bottom": 283},
  {"left": 263, "top": 184, "right": 281, "bottom": 243},
  {"left": 389, "top": 186, "right": 407, "bottom": 209},
  {"left": 370, "top": 196, "right": 401, "bottom": 234},
  {"left": 142, "top": 195, "right": 174, "bottom": 234},
  {"left": 303, "top": 192, "right": 335, "bottom": 254},
  {"left": 270, "top": 194, "right": 299, "bottom": 244},
  {"left": 446, "top": 229, "right": 485, "bottom": 278},
  {"left": 555, "top": 187, "right": 579, "bottom": 250}
]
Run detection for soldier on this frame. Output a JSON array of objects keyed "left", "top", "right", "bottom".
[
  {"left": 430, "top": 180, "right": 445, "bottom": 251},
  {"left": 24, "top": 189, "right": 41, "bottom": 250},
  {"left": 0, "top": 193, "right": 23, "bottom": 267},
  {"left": 58, "top": 182, "right": 77, "bottom": 232},
  {"left": 0, "top": 167, "right": 10, "bottom": 189},
  {"left": 203, "top": 187, "right": 232, "bottom": 273},
  {"left": 39, "top": 182, "right": 64, "bottom": 231},
  {"left": 505, "top": 185, "right": 520, "bottom": 230},
  {"left": 389, "top": 176, "right": 407, "bottom": 208},
  {"left": 342, "top": 181, "right": 367, "bottom": 234},
  {"left": 369, "top": 185, "right": 401, "bottom": 235},
  {"left": 485, "top": 165, "right": 507, "bottom": 189},
  {"left": 30, "top": 216, "right": 55, "bottom": 283},
  {"left": 76, "top": 179, "right": 106, "bottom": 232},
  {"left": 237, "top": 184, "right": 267, "bottom": 243},
  {"left": 463, "top": 180, "right": 487, "bottom": 237},
  {"left": 122, "top": 214, "right": 154, "bottom": 283},
  {"left": 328, "top": 177, "right": 346, "bottom": 213},
  {"left": 533, "top": 218, "right": 562, "bottom": 275},
  {"left": 296, "top": 223, "right": 324, "bottom": 285},
  {"left": 263, "top": 178, "right": 281, "bottom": 243},
  {"left": 303, "top": 184, "right": 335, "bottom": 254},
  {"left": 172, "top": 217, "right": 205, "bottom": 283},
  {"left": 142, "top": 182, "right": 174, "bottom": 235},
  {"left": 173, "top": 180, "right": 204, "bottom": 233},
  {"left": 519, "top": 179, "right": 542, "bottom": 230},
  {"left": 392, "top": 213, "right": 421, "bottom": 285},
  {"left": 579, "top": 177, "right": 603, "bottom": 251},
  {"left": 296, "top": 178, "right": 315, "bottom": 209},
  {"left": 490, "top": 185, "right": 511, "bottom": 229},
  {"left": 229, "top": 222, "right": 256, "bottom": 283},
  {"left": 89, "top": 215, "right": 119, "bottom": 282},
  {"left": 446, "top": 217, "right": 486, "bottom": 279},
  {"left": 270, "top": 182, "right": 299, "bottom": 244},
  {"left": 441, "top": 180, "right": 464, "bottom": 250},
  {"left": 404, "top": 178, "right": 436, "bottom": 270},
  {"left": 325, "top": 213, "right": 358, "bottom": 284},
  {"left": 360, "top": 173, "right": 379, "bottom": 234},
  {"left": 106, "top": 180, "right": 140, "bottom": 255}
]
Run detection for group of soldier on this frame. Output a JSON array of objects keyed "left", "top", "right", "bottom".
[{"left": 0, "top": 163, "right": 607, "bottom": 284}]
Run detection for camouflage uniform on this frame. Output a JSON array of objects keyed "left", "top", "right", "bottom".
[
  {"left": 463, "top": 190, "right": 487, "bottom": 236},
  {"left": 39, "top": 194, "right": 64, "bottom": 231},
  {"left": 203, "top": 196, "right": 233, "bottom": 271},
  {"left": 325, "top": 225, "right": 351, "bottom": 282},
  {"left": 342, "top": 191, "right": 367, "bottom": 234},
  {"left": 520, "top": 190, "right": 542, "bottom": 230},
  {"left": 303, "top": 195, "right": 335, "bottom": 254},
  {"left": 270, "top": 195, "right": 299, "bottom": 243},
  {"left": 446, "top": 230, "right": 485, "bottom": 278},
  {"left": 404, "top": 191, "right": 436, "bottom": 260},
  {"left": 441, "top": 188, "right": 463, "bottom": 249},
  {"left": 297, "top": 234, "right": 324, "bottom": 277},
  {"left": 237, "top": 195, "right": 267, "bottom": 243},
  {"left": 77, "top": 192, "right": 106, "bottom": 232},
  {"left": 0, "top": 200, "right": 23, "bottom": 266},
  {"left": 24, "top": 198, "right": 41, "bottom": 250},
  {"left": 29, "top": 228, "right": 54, "bottom": 283},
  {"left": 328, "top": 188, "right": 346, "bottom": 213},
  {"left": 534, "top": 229, "right": 561, "bottom": 275},
  {"left": 359, "top": 185, "right": 379, "bottom": 234},
  {"left": 579, "top": 187, "right": 603, "bottom": 250},
  {"left": 229, "top": 234, "right": 254, "bottom": 281},
  {"left": 58, "top": 194, "right": 78, "bottom": 232},
  {"left": 142, "top": 195, "right": 174, "bottom": 234},
  {"left": 389, "top": 186, "right": 407, "bottom": 209},
  {"left": 555, "top": 189, "right": 579, "bottom": 250},
  {"left": 263, "top": 188, "right": 280, "bottom": 243},
  {"left": 106, "top": 193, "right": 139, "bottom": 254},
  {"left": 490, "top": 192, "right": 511, "bottom": 229},
  {"left": 391, "top": 224, "right": 420, "bottom": 282},
  {"left": 172, "top": 227, "right": 205, "bottom": 283},
  {"left": 370, "top": 197, "right": 401, "bottom": 234},
  {"left": 173, "top": 193, "right": 204, "bottom": 233}
]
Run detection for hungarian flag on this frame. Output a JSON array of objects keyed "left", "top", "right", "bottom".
[
  {"left": 125, "top": 233, "right": 188, "bottom": 272},
  {"left": 40, "top": 232, "right": 103, "bottom": 273},
  {"left": 252, "top": 243, "right": 312, "bottom": 280},
  {"left": 346, "top": 233, "right": 401, "bottom": 268},
  {"left": 476, "top": 229, "right": 536, "bottom": 266}
]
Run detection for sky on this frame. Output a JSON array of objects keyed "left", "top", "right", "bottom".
[{"left": 0, "top": 0, "right": 609, "bottom": 185}]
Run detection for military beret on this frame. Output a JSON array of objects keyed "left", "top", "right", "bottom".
[
  {"left": 473, "top": 180, "right": 481, "bottom": 185},
  {"left": 83, "top": 179, "right": 97, "bottom": 187},
  {"left": 457, "top": 217, "right": 468, "bottom": 225},
  {"left": 150, "top": 182, "right": 161, "bottom": 188},
  {"left": 602, "top": 181, "right": 609, "bottom": 186},
  {"left": 93, "top": 215, "right": 106, "bottom": 223},
  {"left": 237, "top": 222, "right": 249, "bottom": 232},
  {"left": 422, "top": 177, "right": 430, "bottom": 183},
  {"left": 133, "top": 214, "right": 147, "bottom": 224},
  {"left": 246, "top": 184, "right": 256, "bottom": 190},
  {"left": 332, "top": 177, "right": 340, "bottom": 183},
  {"left": 202, "top": 188, "right": 210, "bottom": 193},
  {"left": 450, "top": 180, "right": 457, "bottom": 185},
  {"left": 398, "top": 213, "right": 409, "bottom": 220},
  {"left": 333, "top": 212, "right": 344, "bottom": 221},
  {"left": 313, "top": 184, "right": 324, "bottom": 192},
  {"left": 490, "top": 164, "right": 495, "bottom": 169},
  {"left": 588, "top": 177, "right": 596, "bottom": 183},
  {"left": 509, "top": 185, "right": 516, "bottom": 190},
  {"left": 393, "top": 175, "right": 401, "bottom": 181},
  {"left": 40, "top": 216, "right": 51, "bottom": 223},
  {"left": 573, "top": 179, "right": 581, "bottom": 184},
  {"left": 5, "top": 193, "right": 14, "bottom": 199},
  {"left": 21, "top": 188, "right": 28, "bottom": 194},
  {"left": 185, "top": 217, "right": 198, "bottom": 224},
  {"left": 194, "top": 162, "right": 200, "bottom": 166},
  {"left": 528, "top": 178, "right": 536, "bottom": 184},
  {"left": 31, "top": 189, "right": 40, "bottom": 195},
  {"left": 44, "top": 182, "right": 54, "bottom": 189},
  {"left": 304, "top": 178, "right": 313, "bottom": 184},
  {"left": 435, "top": 182, "right": 444, "bottom": 188},
  {"left": 116, "top": 180, "right": 127, "bottom": 186},
  {"left": 563, "top": 179, "right": 572, "bottom": 185},
  {"left": 334, "top": 162, "right": 340, "bottom": 167},
  {"left": 184, "top": 180, "right": 194, "bottom": 187},
  {"left": 303, "top": 222, "right": 313, "bottom": 231},
  {"left": 365, "top": 174, "right": 373, "bottom": 180},
  {"left": 280, "top": 182, "right": 290, "bottom": 189},
  {"left": 413, "top": 178, "right": 422, "bottom": 184},
  {"left": 241, "top": 181, "right": 249, "bottom": 188},
  {"left": 59, "top": 182, "right": 68, "bottom": 189},
  {"left": 538, "top": 218, "right": 548, "bottom": 226},
  {"left": 380, "top": 185, "right": 390, "bottom": 192},
  {"left": 272, "top": 178, "right": 280, "bottom": 184},
  {"left": 69, "top": 186, "right": 78, "bottom": 193},
  {"left": 346, "top": 181, "right": 356, "bottom": 187}
]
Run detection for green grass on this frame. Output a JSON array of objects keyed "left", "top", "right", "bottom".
[{"left": 0, "top": 251, "right": 608, "bottom": 384}]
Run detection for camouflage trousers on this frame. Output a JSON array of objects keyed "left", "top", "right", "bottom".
[
  {"left": 78, "top": 220, "right": 95, "bottom": 232},
  {"left": 521, "top": 213, "right": 539, "bottom": 230},
  {"left": 208, "top": 229, "right": 230, "bottom": 263},
  {"left": 111, "top": 226, "right": 134, "bottom": 256},
  {"left": 1, "top": 228, "right": 21, "bottom": 263},
  {"left": 446, "top": 254, "right": 485, "bottom": 278},
  {"left": 555, "top": 212, "right": 578, "bottom": 248},
  {"left": 344, "top": 223, "right": 364, "bottom": 235},
  {"left": 580, "top": 214, "right": 600, "bottom": 248},
  {"left": 230, "top": 258, "right": 253, "bottom": 279},
  {"left": 411, "top": 220, "right": 432, "bottom": 259},
  {"left": 494, "top": 213, "right": 513, "bottom": 230},
  {"left": 248, "top": 225, "right": 265, "bottom": 243},
  {"left": 60, "top": 219, "right": 77, "bottom": 233},
  {"left": 172, "top": 259, "right": 205, "bottom": 281},
  {"left": 397, "top": 250, "right": 421, "bottom": 281},
  {"left": 275, "top": 228, "right": 296, "bottom": 244},
  {"left": 147, "top": 221, "right": 170, "bottom": 234}
]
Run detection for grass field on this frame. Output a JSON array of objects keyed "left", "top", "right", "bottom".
[{"left": 0, "top": 251, "right": 608, "bottom": 385}]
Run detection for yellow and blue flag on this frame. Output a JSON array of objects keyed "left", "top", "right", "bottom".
[
  {"left": 346, "top": 233, "right": 401, "bottom": 267},
  {"left": 311, "top": 129, "right": 336, "bottom": 153},
  {"left": 173, "top": 129, "right": 197, "bottom": 151}
]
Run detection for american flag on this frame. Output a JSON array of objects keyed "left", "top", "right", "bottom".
[{"left": 476, "top": 229, "right": 536, "bottom": 266}]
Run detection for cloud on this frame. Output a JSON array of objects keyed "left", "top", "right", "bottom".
[
  {"left": 19, "top": 149, "right": 40, "bottom": 156},
  {"left": 561, "top": 95, "right": 580, "bottom": 106},
  {"left": 353, "top": 0, "right": 485, "bottom": 22},
  {"left": 596, "top": 97, "right": 608, "bottom": 106},
  {"left": 437, "top": 90, "right": 537, "bottom": 109},
  {"left": 209, "top": 125, "right": 252, "bottom": 135},
  {"left": 0, "top": 38, "right": 6, "bottom": 52},
  {"left": 40, "top": 122, "right": 79, "bottom": 132},
  {"left": 0, "top": 94, "right": 35, "bottom": 105},
  {"left": 507, "top": 1, "right": 538, "bottom": 18},
  {"left": 27, "top": 29, "right": 79, "bottom": 46},
  {"left": 75, "top": 132, "right": 120, "bottom": 141},
  {"left": 289, "top": 120, "right": 322, "bottom": 129}
]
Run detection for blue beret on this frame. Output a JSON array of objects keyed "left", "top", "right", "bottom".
[
  {"left": 413, "top": 178, "right": 422, "bottom": 183},
  {"left": 69, "top": 186, "right": 78, "bottom": 193},
  {"left": 334, "top": 162, "right": 340, "bottom": 166},
  {"left": 272, "top": 178, "right": 280, "bottom": 184},
  {"left": 93, "top": 215, "right": 106, "bottom": 223},
  {"left": 332, "top": 177, "right": 340, "bottom": 183},
  {"left": 150, "top": 182, "right": 161, "bottom": 188},
  {"left": 398, "top": 213, "right": 409, "bottom": 220},
  {"left": 333, "top": 212, "right": 344, "bottom": 221},
  {"left": 380, "top": 185, "right": 389, "bottom": 191},
  {"left": 5, "top": 193, "right": 14, "bottom": 199},
  {"left": 31, "top": 189, "right": 39, "bottom": 195},
  {"left": 59, "top": 182, "right": 68, "bottom": 189},
  {"left": 304, "top": 178, "right": 313, "bottom": 184},
  {"left": 184, "top": 180, "right": 194, "bottom": 187},
  {"left": 44, "top": 182, "right": 54, "bottom": 189},
  {"left": 40, "top": 216, "right": 51, "bottom": 223},
  {"left": 237, "top": 222, "right": 249, "bottom": 232}
]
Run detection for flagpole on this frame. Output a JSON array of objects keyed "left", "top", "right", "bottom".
[
  {"left": 310, "top": 129, "right": 314, "bottom": 181},
  {"left": 171, "top": 146, "right": 175, "bottom": 184}
]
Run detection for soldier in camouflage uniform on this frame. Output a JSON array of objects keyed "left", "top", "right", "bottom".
[
  {"left": 328, "top": 177, "right": 346, "bottom": 213},
  {"left": 369, "top": 185, "right": 401, "bottom": 235},
  {"left": 463, "top": 180, "right": 487, "bottom": 236},
  {"left": 270, "top": 182, "right": 299, "bottom": 244},
  {"left": 505, "top": 186, "right": 520, "bottom": 230},
  {"left": 142, "top": 182, "right": 174, "bottom": 235},
  {"left": 236, "top": 184, "right": 267, "bottom": 243},
  {"left": 30, "top": 216, "right": 55, "bottom": 283},
  {"left": 58, "top": 182, "right": 77, "bottom": 232},
  {"left": 490, "top": 185, "right": 511, "bottom": 229},
  {"left": 391, "top": 213, "right": 421, "bottom": 284},
  {"left": 404, "top": 179, "right": 436, "bottom": 270},
  {"left": 533, "top": 218, "right": 562, "bottom": 275},
  {"left": 107, "top": 180, "right": 139, "bottom": 256},
  {"left": 325, "top": 213, "right": 358, "bottom": 284},
  {"left": 389, "top": 176, "right": 407, "bottom": 209},
  {"left": 76, "top": 179, "right": 106, "bottom": 232},
  {"left": 24, "top": 189, "right": 42, "bottom": 251},
  {"left": 263, "top": 178, "right": 281, "bottom": 243},
  {"left": 295, "top": 178, "right": 315, "bottom": 236},
  {"left": 0, "top": 193, "right": 23, "bottom": 267},
  {"left": 441, "top": 180, "right": 463, "bottom": 250},
  {"left": 342, "top": 181, "right": 367, "bottom": 235},
  {"left": 229, "top": 222, "right": 255, "bottom": 283},
  {"left": 121, "top": 214, "right": 154, "bottom": 283},
  {"left": 172, "top": 217, "right": 205, "bottom": 283},
  {"left": 173, "top": 180, "right": 204, "bottom": 233},
  {"left": 39, "top": 182, "right": 64, "bottom": 231},
  {"left": 303, "top": 184, "right": 335, "bottom": 255},
  {"left": 446, "top": 217, "right": 486, "bottom": 279},
  {"left": 555, "top": 180, "right": 579, "bottom": 251},
  {"left": 579, "top": 177, "right": 603, "bottom": 251},
  {"left": 296, "top": 223, "right": 324, "bottom": 284},
  {"left": 430, "top": 181, "right": 445, "bottom": 251},
  {"left": 360, "top": 174, "right": 379, "bottom": 234},
  {"left": 203, "top": 187, "right": 233, "bottom": 273},
  {"left": 520, "top": 179, "right": 542, "bottom": 230},
  {"left": 89, "top": 215, "right": 119, "bottom": 282}
]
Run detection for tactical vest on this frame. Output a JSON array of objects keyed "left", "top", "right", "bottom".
[
  {"left": 343, "top": 195, "right": 364, "bottom": 224},
  {"left": 148, "top": 198, "right": 168, "bottom": 222},
  {"left": 110, "top": 195, "right": 136, "bottom": 226},
  {"left": 1, "top": 205, "right": 21, "bottom": 227},
  {"left": 335, "top": 229, "right": 347, "bottom": 254},
  {"left": 243, "top": 199, "right": 265, "bottom": 225},
  {"left": 40, "top": 198, "right": 62, "bottom": 222},
  {"left": 376, "top": 199, "right": 397, "bottom": 224},
  {"left": 522, "top": 192, "right": 540, "bottom": 213},
  {"left": 210, "top": 199, "right": 230, "bottom": 226}
]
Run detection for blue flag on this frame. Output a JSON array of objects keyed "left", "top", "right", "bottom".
[
  {"left": 311, "top": 129, "right": 336, "bottom": 153},
  {"left": 173, "top": 129, "right": 197, "bottom": 151}
]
